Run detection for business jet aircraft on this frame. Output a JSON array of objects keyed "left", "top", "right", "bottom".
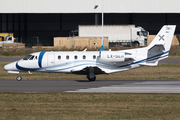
[{"left": 4, "top": 25, "right": 176, "bottom": 81}]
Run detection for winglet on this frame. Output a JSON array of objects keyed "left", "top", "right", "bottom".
[{"left": 100, "top": 45, "right": 105, "bottom": 51}]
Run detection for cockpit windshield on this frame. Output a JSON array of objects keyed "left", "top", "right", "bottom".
[{"left": 23, "top": 55, "right": 32, "bottom": 60}]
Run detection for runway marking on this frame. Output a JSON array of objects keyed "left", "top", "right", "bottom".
[
  {"left": 66, "top": 81, "right": 180, "bottom": 93},
  {"left": 1, "top": 80, "right": 180, "bottom": 93}
]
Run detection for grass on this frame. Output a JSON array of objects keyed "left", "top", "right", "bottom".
[
  {"left": 1, "top": 47, "right": 180, "bottom": 120},
  {"left": 169, "top": 46, "right": 180, "bottom": 56},
  {"left": 1, "top": 56, "right": 180, "bottom": 119},
  {"left": 0, "top": 93, "right": 180, "bottom": 120},
  {"left": 1, "top": 62, "right": 180, "bottom": 80}
]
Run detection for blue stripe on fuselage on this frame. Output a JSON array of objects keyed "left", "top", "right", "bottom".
[
  {"left": 38, "top": 51, "right": 46, "bottom": 68},
  {"left": 15, "top": 50, "right": 169, "bottom": 72},
  {"left": 16, "top": 61, "right": 42, "bottom": 71}
]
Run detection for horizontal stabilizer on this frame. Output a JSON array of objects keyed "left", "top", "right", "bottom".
[{"left": 139, "top": 61, "right": 158, "bottom": 66}]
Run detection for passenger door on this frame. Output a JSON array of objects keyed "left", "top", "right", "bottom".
[{"left": 47, "top": 54, "right": 55, "bottom": 70}]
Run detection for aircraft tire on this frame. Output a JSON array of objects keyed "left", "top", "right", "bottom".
[
  {"left": 16, "top": 76, "right": 22, "bottom": 81},
  {"left": 88, "top": 76, "right": 96, "bottom": 81}
]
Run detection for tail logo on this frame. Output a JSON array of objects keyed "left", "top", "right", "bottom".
[
  {"left": 159, "top": 35, "right": 165, "bottom": 41},
  {"left": 166, "top": 27, "right": 171, "bottom": 30}
]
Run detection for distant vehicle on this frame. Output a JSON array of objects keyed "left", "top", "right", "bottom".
[
  {"left": 0, "top": 33, "right": 15, "bottom": 47},
  {"left": 76, "top": 25, "right": 149, "bottom": 46},
  {"left": 4, "top": 25, "right": 175, "bottom": 81}
]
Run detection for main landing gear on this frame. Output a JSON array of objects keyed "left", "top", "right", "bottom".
[
  {"left": 87, "top": 67, "right": 96, "bottom": 81},
  {"left": 87, "top": 75, "right": 96, "bottom": 81}
]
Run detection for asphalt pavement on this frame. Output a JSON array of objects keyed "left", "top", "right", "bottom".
[
  {"left": 1, "top": 57, "right": 180, "bottom": 93},
  {"left": 0, "top": 80, "right": 180, "bottom": 93}
]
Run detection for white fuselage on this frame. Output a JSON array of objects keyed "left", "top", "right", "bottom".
[
  {"left": 7, "top": 46, "right": 166, "bottom": 75},
  {"left": 4, "top": 25, "right": 176, "bottom": 81}
]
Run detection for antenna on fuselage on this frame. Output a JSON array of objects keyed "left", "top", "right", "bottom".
[
  {"left": 100, "top": 0, "right": 105, "bottom": 51},
  {"left": 83, "top": 48, "right": 87, "bottom": 52}
]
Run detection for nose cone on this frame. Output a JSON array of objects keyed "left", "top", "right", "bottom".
[
  {"left": 4, "top": 62, "right": 17, "bottom": 71},
  {"left": 4, "top": 64, "right": 10, "bottom": 71}
]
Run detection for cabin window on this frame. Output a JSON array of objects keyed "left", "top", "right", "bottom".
[
  {"left": 29, "top": 55, "right": 35, "bottom": 60},
  {"left": 93, "top": 55, "right": 96, "bottom": 59},
  {"left": 58, "top": 55, "right": 61, "bottom": 60},
  {"left": 66, "top": 55, "right": 69, "bottom": 59},
  {"left": 34, "top": 56, "right": 37, "bottom": 60},
  {"left": 74, "top": 55, "right": 78, "bottom": 59},
  {"left": 23, "top": 55, "right": 32, "bottom": 60},
  {"left": 83, "top": 55, "right": 86, "bottom": 59}
]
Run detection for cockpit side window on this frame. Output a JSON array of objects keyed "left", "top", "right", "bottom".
[
  {"left": 29, "top": 55, "right": 35, "bottom": 60},
  {"left": 23, "top": 55, "right": 32, "bottom": 60},
  {"left": 34, "top": 56, "right": 37, "bottom": 60}
]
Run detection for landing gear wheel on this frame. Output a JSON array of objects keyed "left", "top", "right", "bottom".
[
  {"left": 87, "top": 76, "right": 96, "bottom": 81},
  {"left": 16, "top": 76, "right": 22, "bottom": 81}
]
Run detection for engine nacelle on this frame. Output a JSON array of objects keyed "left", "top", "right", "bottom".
[{"left": 99, "top": 51, "right": 125, "bottom": 63}]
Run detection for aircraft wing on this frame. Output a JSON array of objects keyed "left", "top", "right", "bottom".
[{"left": 71, "top": 66, "right": 106, "bottom": 75}]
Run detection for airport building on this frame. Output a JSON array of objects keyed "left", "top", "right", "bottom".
[{"left": 0, "top": 0, "right": 180, "bottom": 46}]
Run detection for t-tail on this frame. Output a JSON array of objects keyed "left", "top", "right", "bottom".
[{"left": 140, "top": 25, "right": 176, "bottom": 66}]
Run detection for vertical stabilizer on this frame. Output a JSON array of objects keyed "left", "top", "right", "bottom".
[
  {"left": 148, "top": 25, "right": 176, "bottom": 52},
  {"left": 140, "top": 25, "right": 176, "bottom": 66}
]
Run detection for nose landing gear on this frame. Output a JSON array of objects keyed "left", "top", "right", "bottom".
[
  {"left": 16, "top": 76, "right": 22, "bottom": 81},
  {"left": 16, "top": 72, "right": 23, "bottom": 81}
]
